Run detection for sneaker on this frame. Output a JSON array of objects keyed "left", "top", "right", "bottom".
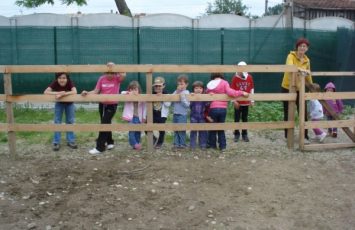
[
  {"left": 134, "top": 143, "right": 142, "bottom": 150},
  {"left": 154, "top": 144, "right": 162, "bottom": 149},
  {"left": 318, "top": 132, "right": 327, "bottom": 143},
  {"left": 67, "top": 142, "right": 77, "bottom": 149},
  {"left": 234, "top": 134, "right": 240, "bottom": 142},
  {"left": 332, "top": 132, "right": 337, "bottom": 138},
  {"left": 107, "top": 144, "right": 115, "bottom": 150},
  {"left": 52, "top": 143, "right": 60, "bottom": 151},
  {"left": 242, "top": 135, "right": 249, "bottom": 142},
  {"left": 89, "top": 148, "right": 102, "bottom": 155}
]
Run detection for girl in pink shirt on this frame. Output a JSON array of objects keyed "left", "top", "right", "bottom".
[
  {"left": 81, "top": 62, "right": 126, "bottom": 154},
  {"left": 206, "top": 72, "right": 248, "bottom": 151}
]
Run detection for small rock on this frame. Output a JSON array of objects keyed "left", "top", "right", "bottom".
[
  {"left": 93, "top": 168, "right": 98, "bottom": 171},
  {"left": 27, "top": 222, "right": 36, "bottom": 229},
  {"left": 173, "top": 182, "right": 179, "bottom": 186},
  {"left": 207, "top": 214, "right": 214, "bottom": 218},
  {"left": 45, "top": 225, "right": 52, "bottom": 230},
  {"left": 188, "top": 205, "right": 195, "bottom": 211},
  {"left": 251, "top": 159, "right": 256, "bottom": 164},
  {"left": 211, "top": 221, "right": 217, "bottom": 225}
]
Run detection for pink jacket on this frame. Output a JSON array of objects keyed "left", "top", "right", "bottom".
[
  {"left": 206, "top": 78, "right": 244, "bottom": 109},
  {"left": 121, "top": 91, "right": 147, "bottom": 122}
]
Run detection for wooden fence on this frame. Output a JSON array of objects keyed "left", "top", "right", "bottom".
[{"left": 0, "top": 65, "right": 354, "bottom": 154}]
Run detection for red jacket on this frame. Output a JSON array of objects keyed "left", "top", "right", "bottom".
[{"left": 231, "top": 73, "right": 254, "bottom": 106}]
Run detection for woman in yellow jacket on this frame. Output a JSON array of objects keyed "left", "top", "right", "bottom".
[{"left": 281, "top": 37, "right": 313, "bottom": 140}]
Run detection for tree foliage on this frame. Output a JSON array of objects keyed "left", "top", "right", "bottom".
[
  {"left": 15, "top": 0, "right": 132, "bottom": 16},
  {"left": 264, "top": 3, "right": 284, "bottom": 16},
  {"left": 206, "top": 0, "right": 248, "bottom": 16}
]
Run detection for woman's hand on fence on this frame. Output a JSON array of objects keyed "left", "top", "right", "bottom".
[{"left": 81, "top": 90, "right": 88, "bottom": 96}]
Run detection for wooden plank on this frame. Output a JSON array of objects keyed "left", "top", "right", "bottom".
[
  {"left": 305, "top": 120, "right": 355, "bottom": 129},
  {"left": 312, "top": 72, "right": 355, "bottom": 76},
  {"left": 146, "top": 72, "right": 153, "bottom": 152},
  {"left": 0, "top": 64, "right": 298, "bottom": 74},
  {"left": 7, "top": 121, "right": 294, "bottom": 132},
  {"left": 6, "top": 93, "right": 297, "bottom": 103},
  {"left": 4, "top": 73, "right": 16, "bottom": 155},
  {"left": 0, "top": 124, "right": 7, "bottom": 132},
  {"left": 0, "top": 94, "right": 5, "bottom": 101},
  {"left": 303, "top": 143, "right": 355, "bottom": 151},
  {"left": 305, "top": 92, "right": 355, "bottom": 100},
  {"left": 299, "top": 75, "right": 306, "bottom": 151}
]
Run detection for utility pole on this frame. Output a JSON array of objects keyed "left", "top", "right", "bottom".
[
  {"left": 284, "top": 0, "right": 293, "bottom": 28},
  {"left": 265, "top": 0, "right": 268, "bottom": 15}
]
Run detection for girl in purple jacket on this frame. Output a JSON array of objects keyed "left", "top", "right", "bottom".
[{"left": 323, "top": 82, "right": 344, "bottom": 138}]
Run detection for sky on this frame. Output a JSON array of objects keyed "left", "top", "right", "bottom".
[{"left": 0, "top": 0, "right": 283, "bottom": 18}]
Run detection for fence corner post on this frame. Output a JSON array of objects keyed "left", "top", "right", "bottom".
[
  {"left": 287, "top": 72, "right": 296, "bottom": 149},
  {"left": 299, "top": 74, "right": 306, "bottom": 151}
]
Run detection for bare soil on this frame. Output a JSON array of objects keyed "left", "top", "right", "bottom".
[{"left": 0, "top": 130, "right": 354, "bottom": 230}]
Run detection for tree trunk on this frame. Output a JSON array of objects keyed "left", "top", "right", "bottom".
[{"left": 114, "top": 0, "right": 132, "bottom": 16}]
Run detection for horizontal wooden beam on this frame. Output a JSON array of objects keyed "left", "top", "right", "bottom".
[
  {"left": 303, "top": 143, "right": 355, "bottom": 151},
  {"left": 305, "top": 92, "right": 355, "bottom": 100},
  {"left": 0, "top": 95, "right": 5, "bottom": 101},
  {"left": 0, "top": 64, "right": 298, "bottom": 73},
  {"left": 2, "top": 121, "right": 294, "bottom": 132},
  {"left": 312, "top": 72, "right": 355, "bottom": 76},
  {"left": 3, "top": 93, "right": 297, "bottom": 102},
  {"left": 305, "top": 120, "right": 355, "bottom": 129}
]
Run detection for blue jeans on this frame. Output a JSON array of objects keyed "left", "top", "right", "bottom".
[
  {"left": 53, "top": 102, "right": 75, "bottom": 144},
  {"left": 208, "top": 108, "right": 227, "bottom": 150},
  {"left": 129, "top": 116, "right": 141, "bottom": 148},
  {"left": 190, "top": 116, "right": 207, "bottom": 148},
  {"left": 173, "top": 114, "right": 187, "bottom": 147}
]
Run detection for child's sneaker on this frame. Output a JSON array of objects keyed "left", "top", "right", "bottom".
[
  {"left": 89, "top": 148, "right": 102, "bottom": 155},
  {"left": 67, "top": 142, "right": 78, "bottom": 149},
  {"left": 134, "top": 143, "right": 142, "bottom": 150},
  {"left": 332, "top": 132, "right": 337, "bottom": 138},
  {"left": 107, "top": 144, "right": 115, "bottom": 150},
  {"left": 317, "top": 132, "right": 327, "bottom": 143},
  {"left": 52, "top": 143, "right": 60, "bottom": 151}
]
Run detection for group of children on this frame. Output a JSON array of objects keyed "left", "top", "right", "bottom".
[
  {"left": 45, "top": 61, "right": 252, "bottom": 153},
  {"left": 44, "top": 61, "right": 343, "bottom": 153},
  {"left": 309, "top": 82, "right": 344, "bottom": 143}
]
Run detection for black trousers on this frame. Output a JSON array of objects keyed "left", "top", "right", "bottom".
[
  {"left": 281, "top": 88, "right": 308, "bottom": 139},
  {"left": 153, "top": 110, "right": 167, "bottom": 146},
  {"left": 234, "top": 106, "right": 249, "bottom": 136},
  {"left": 96, "top": 103, "right": 117, "bottom": 151}
]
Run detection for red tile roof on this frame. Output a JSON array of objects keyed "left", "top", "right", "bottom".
[{"left": 294, "top": 0, "right": 355, "bottom": 10}]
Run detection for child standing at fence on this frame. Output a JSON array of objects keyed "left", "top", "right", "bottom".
[
  {"left": 230, "top": 61, "right": 255, "bottom": 142},
  {"left": 152, "top": 76, "right": 171, "bottom": 149},
  {"left": 189, "top": 81, "right": 208, "bottom": 150},
  {"left": 122, "top": 81, "right": 146, "bottom": 150},
  {"left": 172, "top": 75, "right": 190, "bottom": 149},
  {"left": 323, "top": 82, "right": 344, "bottom": 138},
  {"left": 44, "top": 72, "right": 77, "bottom": 151},
  {"left": 206, "top": 72, "right": 249, "bottom": 151},
  {"left": 308, "top": 83, "right": 327, "bottom": 143},
  {"left": 81, "top": 62, "right": 126, "bottom": 154}
]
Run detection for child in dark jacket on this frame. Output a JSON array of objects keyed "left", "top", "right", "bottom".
[
  {"left": 323, "top": 82, "right": 344, "bottom": 138},
  {"left": 190, "top": 81, "right": 208, "bottom": 149}
]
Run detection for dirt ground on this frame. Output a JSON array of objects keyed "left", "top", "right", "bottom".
[{"left": 0, "top": 129, "right": 354, "bottom": 230}]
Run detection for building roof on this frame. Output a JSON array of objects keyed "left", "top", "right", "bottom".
[{"left": 294, "top": 0, "right": 355, "bottom": 10}]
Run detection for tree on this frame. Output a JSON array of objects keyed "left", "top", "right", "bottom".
[
  {"left": 15, "top": 0, "right": 132, "bottom": 16},
  {"left": 264, "top": 3, "right": 283, "bottom": 16},
  {"left": 206, "top": 0, "right": 248, "bottom": 16}
]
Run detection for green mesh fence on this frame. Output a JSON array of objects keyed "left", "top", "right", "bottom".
[{"left": 0, "top": 26, "right": 354, "bottom": 97}]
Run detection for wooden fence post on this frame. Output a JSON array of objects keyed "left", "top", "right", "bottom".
[
  {"left": 299, "top": 74, "right": 306, "bottom": 150},
  {"left": 4, "top": 73, "right": 16, "bottom": 155},
  {"left": 146, "top": 72, "right": 153, "bottom": 152},
  {"left": 287, "top": 72, "right": 296, "bottom": 149}
]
